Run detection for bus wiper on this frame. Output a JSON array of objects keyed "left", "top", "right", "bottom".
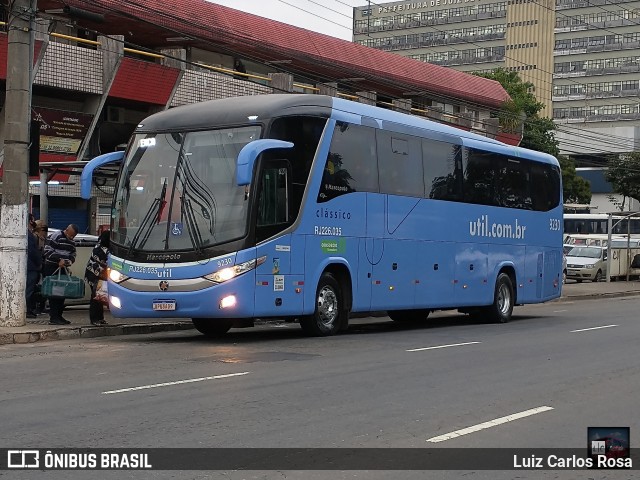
[
  {"left": 128, "top": 178, "right": 167, "bottom": 254},
  {"left": 181, "top": 197, "right": 204, "bottom": 254}
]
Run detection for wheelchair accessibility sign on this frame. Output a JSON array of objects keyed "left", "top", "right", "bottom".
[{"left": 171, "top": 223, "right": 183, "bottom": 236}]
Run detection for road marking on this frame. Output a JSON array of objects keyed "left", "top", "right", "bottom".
[
  {"left": 553, "top": 309, "right": 568, "bottom": 313},
  {"left": 407, "top": 342, "right": 481, "bottom": 352},
  {"left": 102, "top": 372, "right": 250, "bottom": 395},
  {"left": 571, "top": 325, "right": 618, "bottom": 333},
  {"left": 426, "top": 406, "right": 554, "bottom": 443}
]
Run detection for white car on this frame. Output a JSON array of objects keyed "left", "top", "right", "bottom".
[{"left": 565, "top": 246, "right": 607, "bottom": 282}]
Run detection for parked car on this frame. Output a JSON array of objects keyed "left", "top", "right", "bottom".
[
  {"left": 565, "top": 246, "right": 607, "bottom": 282},
  {"left": 46, "top": 229, "right": 99, "bottom": 304},
  {"left": 562, "top": 254, "right": 567, "bottom": 284}
]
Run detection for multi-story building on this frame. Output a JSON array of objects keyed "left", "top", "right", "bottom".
[
  {"left": 353, "top": 0, "right": 640, "bottom": 163},
  {"left": 353, "top": 0, "right": 555, "bottom": 117},
  {"left": 552, "top": 0, "right": 640, "bottom": 162}
]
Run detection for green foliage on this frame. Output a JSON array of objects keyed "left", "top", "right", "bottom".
[
  {"left": 521, "top": 116, "right": 559, "bottom": 158},
  {"left": 558, "top": 155, "right": 591, "bottom": 205},
  {"left": 475, "top": 68, "right": 544, "bottom": 135},
  {"left": 605, "top": 153, "right": 640, "bottom": 210}
]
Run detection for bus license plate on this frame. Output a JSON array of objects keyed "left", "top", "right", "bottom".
[{"left": 153, "top": 300, "right": 176, "bottom": 311}]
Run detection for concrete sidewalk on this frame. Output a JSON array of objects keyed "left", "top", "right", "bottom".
[
  {"left": 0, "top": 307, "right": 193, "bottom": 345},
  {"left": 2, "top": 280, "right": 640, "bottom": 345}
]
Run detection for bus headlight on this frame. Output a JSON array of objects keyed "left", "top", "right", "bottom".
[
  {"left": 205, "top": 256, "right": 266, "bottom": 283},
  {"left": 109, "top": 268, "right": 130, "bottom": 283}
]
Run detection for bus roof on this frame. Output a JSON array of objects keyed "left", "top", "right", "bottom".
[{"left": 137, "top": 94, "right": 558, "bottom": 167}]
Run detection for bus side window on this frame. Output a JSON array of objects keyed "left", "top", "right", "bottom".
[
  {"left": 257, "top": 162, "right": 290, "bottom": 227},
  {"left": 377, "top": 131, "right": 424, "bottom": 197},
  {"left": 317, "top": 122, "right": 378, "bottom": 203},
  {"left": 423, "top": 139, "right": 462, "bottom": 201},
  {"left": 462, "top": 148, "right": 497, "bottom": 207}
]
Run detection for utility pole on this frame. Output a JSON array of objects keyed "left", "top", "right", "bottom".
[{"left": 0, "top": 0, "right": 36, "bottom": 326}]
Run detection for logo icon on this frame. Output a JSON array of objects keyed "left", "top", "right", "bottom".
[
  {"left": 588, "top": 427, "right": 630, "bottom": 464},
  {"left": 7, "top": 450, "right": 39, "bottom": 468},
  {"left": 159, "top": 281, "right": 169, "bottom": 291}
]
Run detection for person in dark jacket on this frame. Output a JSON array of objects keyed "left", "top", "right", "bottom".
[
  {"left": 26, "top": 214, "right": 42, "bottom": 319},
  {"left": 85, "top": 230, "right": 110, "bottom": 325},
  {"left": 43, "top": 224, "right": 78, "bottom": 325}
]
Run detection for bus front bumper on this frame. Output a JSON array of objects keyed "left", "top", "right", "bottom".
[{"left": 107, "top": 274, "right": 256, "bottom": 318}]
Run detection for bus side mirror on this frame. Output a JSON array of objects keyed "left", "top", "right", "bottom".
[
  {"left": 80, "top": 151, "right": 125, "bottom": 199},
  {"left": 236, "top": 139, "right": 293, "bottom": 186}
]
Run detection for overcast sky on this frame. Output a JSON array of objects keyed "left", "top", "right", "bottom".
[{"left": 208, "top": 0, "right": 368, "bottom": 40}]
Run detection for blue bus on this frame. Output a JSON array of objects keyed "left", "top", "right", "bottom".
[{"left": 81, "top": 94, "right": 563, "bottom": 337}]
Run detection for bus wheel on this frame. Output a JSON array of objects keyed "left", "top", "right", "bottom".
[
  {"left": 388, "top": 309, "right": 430, "bottom": 322},
  {"left": 300, "top": 273, "right": 346, "bottom": 336},
  {"left": 192, "top": 318, "right": 233, "bottom": 337},
  {"left": 485, "top": 273, "right": 514, "bottom": 323}
]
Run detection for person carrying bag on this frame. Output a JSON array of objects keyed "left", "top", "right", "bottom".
[
  {"left": 42, "top": 224, "right": 79, "bottom": 325},
  {"left": 85, "top": 230, "right": 111, "bottom": 325}
]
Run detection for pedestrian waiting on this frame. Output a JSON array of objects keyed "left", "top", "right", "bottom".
[
  {"left": 85, "top": 230, "right": 110, "bottom": 325},
  {"left": 42, "top": 224, "right": 78, "bottom": 325}
]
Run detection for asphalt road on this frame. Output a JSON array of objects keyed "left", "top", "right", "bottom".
[{"left": 1, "top": 297, "right": 639, "bottom": 480}]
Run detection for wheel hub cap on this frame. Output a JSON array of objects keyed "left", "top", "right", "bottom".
[{"left": 317, "top": 286, "right": 338, "bottom": 327}]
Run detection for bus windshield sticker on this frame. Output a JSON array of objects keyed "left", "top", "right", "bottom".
[
  {"left": 171, "top": 222, "right": 183, "bottom": 236},
  {"left": 274, "top": 275, "right": 285, "bottom": 291},
  {"left": 111, "top": 260, "right": 124, "bottom": 271}
]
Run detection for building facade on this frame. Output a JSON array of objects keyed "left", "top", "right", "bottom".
[
  {"left": 353, "top": 0, "right": 555, "bottom": 117},
  {"left": 353, "top": 0, "right": 640, "bottom": 160}
]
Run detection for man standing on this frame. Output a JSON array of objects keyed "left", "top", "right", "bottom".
[
  {"left": 26, "top": 214, "right": 42, "bottom": 319},
  {"left": 43, "top": 224, "right": 78, "bottom": 325}
]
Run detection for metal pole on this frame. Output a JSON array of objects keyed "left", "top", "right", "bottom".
[
  {"left": 0, "top": 0, "right": 36, "bottom": 326},
  {"left": 627, "top": 215, "right": 631, "bottom": 282},
  {"left": 39, "top": 169, "right": 48, "bottom": 225},
  {"left": 606, "top": 214, "right": 612, "bottom": 283}
]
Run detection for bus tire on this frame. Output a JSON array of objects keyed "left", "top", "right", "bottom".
[
  {"left": 388, "top": 309, "right": 430, "bottom": 322},
  {"left": 300, "top": 272, "right": 346, "bottom": 336},
  {"left": 485, "top": 273, "right": 514, "bottom": 323},
  {"left": 192, "top": 318, "right": 233, "bottom": 337}
]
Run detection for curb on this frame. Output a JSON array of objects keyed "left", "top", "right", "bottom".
[
  {"left": 558, "top": 290, "right": 640, "bottom": 302},
  {"left": 0, "top": 322, "right": 194, "bottom": 346}
]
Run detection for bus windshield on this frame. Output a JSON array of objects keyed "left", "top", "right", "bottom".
[
  {"left": 112, "top": 126, "right": 261, "bottom": 251},
  {"left": 567, "top": 246, "right": 602, "bottom": 258}
]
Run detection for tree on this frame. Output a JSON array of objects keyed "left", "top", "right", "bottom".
[
  {"left": 559, "top": 155, "right": 591, "bottom": 205},
  {"left": 605, "top": 153, "right": 640, "bottom": 211},
  {"left": 474, "top": 68, "right": 591, "bottom": 205}
]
